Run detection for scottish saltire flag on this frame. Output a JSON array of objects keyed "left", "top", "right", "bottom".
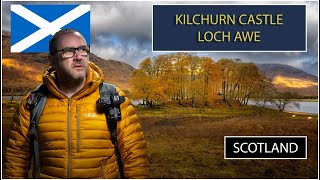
[{"left": 11, "top": 4, "right": 90, "bottom": 53}]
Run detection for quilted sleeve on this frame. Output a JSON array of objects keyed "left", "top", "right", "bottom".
[
  {"left": 117, "top": 89, "right": 149, "bottom": 178},
  {"left": 3, "top": 97, "right": 31, "bottom": 178}
]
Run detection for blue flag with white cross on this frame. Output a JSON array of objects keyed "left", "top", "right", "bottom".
[{"left": 11, "top": 4, "right": 90, "bottom": 53}]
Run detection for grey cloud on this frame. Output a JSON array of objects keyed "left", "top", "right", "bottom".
[
  {"left": 89, "top": 1, "right": 154, "bottom": 67},
  {"left": 91, "top": 2, "right": 152, "bottom": 41},
  {"left": 306, "top": 2, "right": 318, "bottom": 55},
  {"left": 203, "top": 50, "right": 318, "bottom": 76},
  {"left": 2, "top": 2, "right": 12, "bottom": 31},
  {"left": 91, "top": 35, "right": 152, "bottom": 67}
]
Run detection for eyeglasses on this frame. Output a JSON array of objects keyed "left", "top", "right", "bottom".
[{"left": 51, "top": 45, "right": 90, "bottom": 58}]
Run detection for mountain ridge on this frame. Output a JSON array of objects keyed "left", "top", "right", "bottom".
[
  {"left": 2, "top": 32, "right": 318, "bottom": 97},
  {"left": 2, "top": 32, "right": 136, "bottom": 94},
  {"left": 256, "top": 63, "right": 318, "bottom": 81},
  {"left": 256, "top": 63, "right": 318, "bottom": 96}
]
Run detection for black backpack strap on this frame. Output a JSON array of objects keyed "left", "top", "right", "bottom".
[
  {"left": 99, "top": 82, "right": 125, "bottom": 178},
  {"left": 26, "top": 84, "right": 49, "bottom": 179}
]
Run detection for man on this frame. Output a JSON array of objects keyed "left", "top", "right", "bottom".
[{"left": 3, "top": 29, "right": 148, "bottom": 178}]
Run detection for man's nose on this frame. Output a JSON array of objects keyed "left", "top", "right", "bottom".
[{"left": 74, "top": 50, "right": 83, "bottom": 60}]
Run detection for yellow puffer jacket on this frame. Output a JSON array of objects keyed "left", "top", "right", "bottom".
[{"left": 4, "top": 62, "right": 148, "bottom": 178}]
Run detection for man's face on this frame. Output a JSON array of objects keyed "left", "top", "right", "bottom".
[{"left": 51, "top": 32, "right": 89, "bottom": 82}]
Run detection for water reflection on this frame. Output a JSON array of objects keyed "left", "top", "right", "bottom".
[{"left": 248, "top": 100, "right": 318, "bottom": 114}]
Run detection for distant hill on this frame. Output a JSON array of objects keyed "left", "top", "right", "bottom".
[
  {"left": 256, "top": 64, "right": 318, "bottom": 97},
  {"left": 2, "top": 32, "right": 135, "bottom": 94}
]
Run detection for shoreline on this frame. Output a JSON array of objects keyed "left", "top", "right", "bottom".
[
  {"left": 285, "top": 111, "right": 318, "bottom": 116},
  {"left": 293, "top": 99, "right": 318, "bottom": 102}
]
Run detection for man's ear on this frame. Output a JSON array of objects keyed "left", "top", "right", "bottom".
[{"left": 48, "top": 54, "right": 57, "bottom": 69}]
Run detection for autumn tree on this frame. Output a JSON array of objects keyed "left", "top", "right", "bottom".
[
  {"left": 171, "top": 53, "right": 190, "bottom": 104},
  {"left": 193, "top": 57, "right": 221, "bottom": 106},
  {"left": 129, "top": 58, "right": 153, "bottom": 106},
  {"left": 216, "top": 58, "right": 240, "bottom": 105},
  {"left": 130, "top": 56, "right": 175, "bottom": 107},
  {"left": 152, "top": 54, "right": 176, "bottom": 103},
  {"left": 130, "top": 53, "right": 275, "bottom": 109},
  {"left": 235, "top": 63, "right": 265, "bottom": 105},
  {"left": 250, "top": 78, "right": 275, "bottom": 116},
  {"left": 270, "top": 91, "right": 300, "bottom": 112}
]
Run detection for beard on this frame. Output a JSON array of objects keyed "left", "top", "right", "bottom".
[{"left": 56, "top": 62, "right": 89, "bottom": 88}]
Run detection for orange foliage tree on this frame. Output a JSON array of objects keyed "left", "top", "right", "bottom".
[{"left": 129, "top": 53, "right": 271, "bottom": 107}]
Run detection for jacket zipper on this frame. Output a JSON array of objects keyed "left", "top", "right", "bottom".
[
  {"left": 76, "top": 105, "right": 80, "bottom": 153},
  {"left": 67, "top": 98, "right": 72, "bottom": 178}
]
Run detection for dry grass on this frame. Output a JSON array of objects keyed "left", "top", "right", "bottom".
[
  {"left": 138, "top": 106, "right": 318, "bottom": 178},
  {"left": 2, "top": 101, "right": 318, "bottom": 178}
]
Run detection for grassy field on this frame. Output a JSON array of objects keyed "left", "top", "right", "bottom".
[
  {"left": 2, "top": 100, "right": 318, "bottom": 178},
  {"left": 137, "top": 105, "right": 318, "bottom": 178}
]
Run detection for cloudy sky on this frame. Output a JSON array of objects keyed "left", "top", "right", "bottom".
[{"left": 2, "top": 1, "right": 318, "bottom": 76}]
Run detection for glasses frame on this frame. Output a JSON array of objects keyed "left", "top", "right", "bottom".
[{"left": 50, "top": 45, "right": 90, "bottom": 58}]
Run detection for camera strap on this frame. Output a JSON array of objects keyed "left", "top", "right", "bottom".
[
  {"left": 99, "top": 82, "right": 126, "bottom": 178},
  {"left": 26, "top": 84, "right": 49, "bottom": 179}
]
